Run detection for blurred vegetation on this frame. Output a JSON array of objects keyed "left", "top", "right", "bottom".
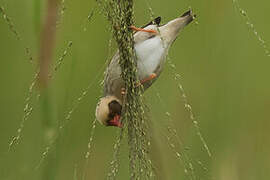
[{"left": 0, "top": 0, "right": 270, "bottom": 179}]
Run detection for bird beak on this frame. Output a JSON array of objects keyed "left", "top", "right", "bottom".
[
  {"left": 107, "top": 115, "right": 122, "bottom": 128},
  {"left": 159, "top": 10, "right": 195, "bottom": 45}
]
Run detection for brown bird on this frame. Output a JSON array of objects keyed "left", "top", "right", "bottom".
[{"left": 96, "top": 10, "right": 196, "bottom": 127}]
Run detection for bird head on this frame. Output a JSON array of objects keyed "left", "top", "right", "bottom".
[{"left": 95, "top": 96, "right": 122, "bottom": 128}]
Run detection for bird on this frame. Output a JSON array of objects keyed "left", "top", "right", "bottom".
[{"left": 96, "top": 9, "right": 196, "bottom": 128}]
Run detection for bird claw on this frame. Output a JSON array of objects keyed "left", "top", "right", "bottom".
[{"left": 135, "top": 81, "right": 142, "bottom": 88}]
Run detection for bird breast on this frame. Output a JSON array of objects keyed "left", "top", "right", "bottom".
[{"left": 135, "top": 36, "right": 168, "bottom": 80}]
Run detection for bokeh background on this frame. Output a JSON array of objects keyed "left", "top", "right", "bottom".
[{"left": 1, "top": 0, "right": 270, "bottom": 179}]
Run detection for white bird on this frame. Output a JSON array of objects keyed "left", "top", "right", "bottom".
[{"left": 96, "top": 10, "right": 196, "bottom": 127}]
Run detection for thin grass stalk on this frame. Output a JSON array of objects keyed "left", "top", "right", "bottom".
[
  {"left": 39, "top": 0, "right": 59, "bottom": 88},
  {"left": 38, "top": 0, "right": 59, "bottom": 179},
  {"left": 99, "top": 0, "right": 154, "bottom": 178}
]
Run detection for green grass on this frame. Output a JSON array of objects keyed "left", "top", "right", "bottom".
[{"left": 1, "top": 0, "right": 270, "bottom": 179}]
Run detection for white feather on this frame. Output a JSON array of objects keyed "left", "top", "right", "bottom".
[{"left": 135, "top": 36, "right": 168, "bottom": 79}]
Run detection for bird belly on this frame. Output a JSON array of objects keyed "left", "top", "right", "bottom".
[{"left": 135, "top": 37, "right": 167, "bottom": 80}]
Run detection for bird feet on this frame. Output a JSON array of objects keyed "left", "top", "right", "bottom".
[
  {"left": 122, "top": 73, "right": 157, "bottom": 90},
  {"left": 136, "top": 73, "right": 157, "bottom": 87},
  {"left": 129, "top": 25, "right": 158, "bottom": 34},
  {"left": 121, "top": 73, "right": 157, "bottom": 96}
]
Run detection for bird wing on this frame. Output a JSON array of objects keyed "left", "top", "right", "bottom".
[
  {"left": 141, "top": 16, "right": 161, "bottom": 28},
  {"left": 104, "top": 51, "right": 124, "bottom": 100}
]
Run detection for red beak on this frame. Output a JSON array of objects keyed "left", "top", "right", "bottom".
[{"left": 108, "top": 115, "right": 122, "bottom": 128}]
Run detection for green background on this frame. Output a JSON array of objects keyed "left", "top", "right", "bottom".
[{"left": 0, "top": 0, "right": 270, "bottom": 179}]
